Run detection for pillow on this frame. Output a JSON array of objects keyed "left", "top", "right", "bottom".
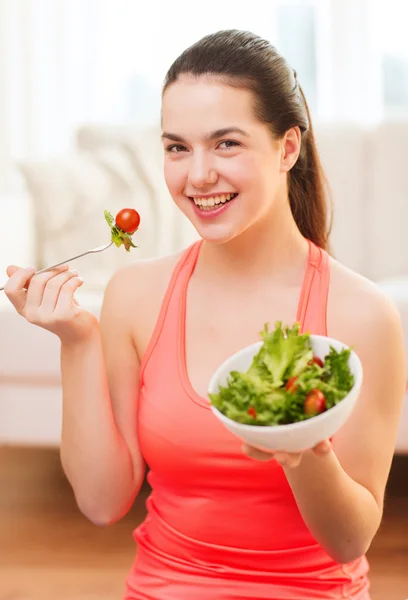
[
  {"left": 314, "top": 122, "right": 368, "bottom": 275},
  {"left": 18, "top": 146, "right": 157, "bottom": 290}
]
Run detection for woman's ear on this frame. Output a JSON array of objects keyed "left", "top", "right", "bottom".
[{"left": 280, "top": 126, "right": 301, "bottom": 172}]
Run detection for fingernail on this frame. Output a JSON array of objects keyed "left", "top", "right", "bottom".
[{"left": 71, "top": 270, "right": 79, "bottom": 275}]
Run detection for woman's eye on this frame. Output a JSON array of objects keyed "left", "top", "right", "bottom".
[
  {"left": 166, "top": 140, "right": 239, "bottom": 153},
  {"left": 167, "top": 144, "right": 187, "bottom": 153},
  {"left": 218, "top": 140, "right": 240, "bottom": 150}
]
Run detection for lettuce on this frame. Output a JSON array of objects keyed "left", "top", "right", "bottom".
[{"left": 209, "top": 322, "right": 355, "bottom": 426}]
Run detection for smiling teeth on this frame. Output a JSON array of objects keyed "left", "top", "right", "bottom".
[{"left": 193, "top": 193, "right": 236, "bottom": 207}]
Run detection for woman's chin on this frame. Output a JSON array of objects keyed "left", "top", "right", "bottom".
[{"left": 192, "top": 222, "right": 240, "bottom": 245}]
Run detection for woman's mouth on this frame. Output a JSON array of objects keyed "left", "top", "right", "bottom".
[{"left": 189, "top": 193, "right": 239, "bottom": 216}]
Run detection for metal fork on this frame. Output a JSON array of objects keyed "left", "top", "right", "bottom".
[{"left": 0, "top": 241, "right": 114, "bottom": 291}]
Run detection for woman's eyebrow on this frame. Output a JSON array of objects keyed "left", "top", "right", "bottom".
[{"left": 161, "top": 127, "right": 250, "bottom": 143}]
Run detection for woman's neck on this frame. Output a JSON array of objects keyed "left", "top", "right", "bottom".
[{"left": 199, "top": 199, "right": 309, "bottom": 285}]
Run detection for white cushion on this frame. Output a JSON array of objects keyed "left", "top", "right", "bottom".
[
  {"left": 0, "top": 290, "right": 102, "bottom": 379},
  {"left": 366, "top": 122, "right": 408, "bottom": 281},
  {"left": 314, "top": 122, "right": 368, "bottom": 275},
  {"left": 0, "top": 291, "right": 102, "bottom": 446},
  {"left": 18, "top": 146, "right": 158, "bottom": 291}
]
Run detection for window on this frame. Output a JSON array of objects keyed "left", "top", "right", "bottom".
[
  {"left": 3, "top": 0, "right": 408, "bottom": 165},
  {"left": 100, "top": 0, "right": 408, "bottom": 126},
  {"left": 369, "top": 0, "right": 408, "bottom": 116},
  {"left": 276, "top": 3, "right": 318, "bottom": 115}
]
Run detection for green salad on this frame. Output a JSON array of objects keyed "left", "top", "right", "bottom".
[{"left": 209, "top": 322, "right": 354, "bottom": 426}]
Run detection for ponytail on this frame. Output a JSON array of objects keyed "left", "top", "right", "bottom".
[{"left": 289, "top": 88, "right": 333, "bottom": 251}]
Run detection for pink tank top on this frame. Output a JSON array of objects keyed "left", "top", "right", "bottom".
[{"left": 125, "top": 240, "right": 370, "bottom": 600}]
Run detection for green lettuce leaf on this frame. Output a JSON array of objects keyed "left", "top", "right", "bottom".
[{"left": 252, "top": 322, "right": 313, "bottom": 387}]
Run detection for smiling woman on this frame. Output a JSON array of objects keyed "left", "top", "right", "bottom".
[
  {"left": 121, "top": 31, "right": 404, "bottom": 600},
  {"left": 4, "top": 27, "right": 405, "bottom": 600},
  {"left": 114, "top": 29, "right": 406, "bottom": 599}
]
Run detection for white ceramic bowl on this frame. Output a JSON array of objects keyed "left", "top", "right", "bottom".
[{"left": 208, "top": 335, "right": 363, "bottom": 453}]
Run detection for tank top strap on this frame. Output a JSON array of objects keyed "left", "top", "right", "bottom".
[
  {"left": 139, "top": 240, "right": 202, "bottom": 383},
  {"left": 296, "top": 240, "right": 330, "bottom": 337}
]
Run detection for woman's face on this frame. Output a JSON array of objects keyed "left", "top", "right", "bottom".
[{"left": 161, "top": 75, "right": 297, "bottom": 244}]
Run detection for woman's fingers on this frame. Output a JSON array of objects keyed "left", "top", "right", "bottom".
[
  {"left": 242, "top": 444, "right": 275, "bottom": 462},
  {"left": 40, "top": 269, "right": 80, "bottom": 313},
  {"left": 242, "top": 442, "right": 331, "bottom": 468},
  {"left": 26, "top": 265, "right": 70, "bottom": 308},
  {"left": 4, "top": 262, "right": 93, "bottom": 343},
  {"left": 54, "top": 274, "right": 84, "bottom": 313},
  {"left": 273, "top": 452, "right": 302, "bottom": 468},
  {"left": 312, "top": 439, "right": 332, "bottom": 455},
  {"left": 4, "top": 263, "right": 82, "bottom": 323},
  {"left": 4, "top": 266, "right": 36, "bottom": 313},
  {"left": 242, "top": 443, "right": 302, "bottom": 467}
]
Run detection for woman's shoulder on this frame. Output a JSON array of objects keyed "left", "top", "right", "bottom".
[
  {"left": 327, "top": 256, "right": 403, "bottom": 348},
  {"left": 120, "top": 249, "right": 185, "bottom": 285},
  {"left": 106, "top": 247, "right": 188, "bottom": 307},
  {"left": 102, "top": 247, "right": 189, "bottom": 354}
]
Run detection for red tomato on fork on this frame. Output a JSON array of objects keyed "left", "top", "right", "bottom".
[{"left": 115, "top": 208, "right": 140, "bottom": 234}]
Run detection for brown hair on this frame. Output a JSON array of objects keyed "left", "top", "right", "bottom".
[{"left": 163, "top": 30, "right": 332, "bottom": 250}]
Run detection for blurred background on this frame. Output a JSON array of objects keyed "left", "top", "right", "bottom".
[{"left": 0, "top": 0, "right": 407, "bottom": 598}]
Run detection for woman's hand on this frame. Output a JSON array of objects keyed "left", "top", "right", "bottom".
[
  {"left": 4, "top": 264, "right": 98, "bottom": 344},
  {"left": 242, "top": 439, "right": 332, "bottom": 468}
]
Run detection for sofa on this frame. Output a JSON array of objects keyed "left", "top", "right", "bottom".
[{"left": 0, "top": 121, "right": 407, "bottom": 452}]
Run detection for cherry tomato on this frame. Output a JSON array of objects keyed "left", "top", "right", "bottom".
[
  {"left": 115, "top": 208, "right": 140, "bottom": 234},
  {"left": 304, "top": 389, "right": 326, "bottom": 416},
  {"left": 248, "top": 406, "right": 257, "bottom": 418},
  {"left": 308, "top": 356, "right": 324, "bottom": 368},
  {"left": 286, "top": 376, "right": 298, "bottom": 393}
]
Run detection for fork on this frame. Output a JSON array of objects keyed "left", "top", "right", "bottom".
[{"left": 0, "top": 241, "right": 114, "bottom": 291}]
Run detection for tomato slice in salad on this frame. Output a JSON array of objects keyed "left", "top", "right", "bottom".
[
  {"left": 308, "top": 356, "right": 324, "bottom": 368},
  {"left": 247, "top": 406, "right": 257, "bottom": 418},
  {"left": 285, "top": 376, "right": 298, "bottom": 393},
  {"left": 304, "top": 389, "right": 326, "bottom": 416}
]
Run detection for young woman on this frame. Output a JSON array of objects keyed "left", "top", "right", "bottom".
[{"left": 4, "top": 30, "right": 406, "bottom": 600}]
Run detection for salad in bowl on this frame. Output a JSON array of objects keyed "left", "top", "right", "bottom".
[{"left": 208, "top": 322, "right": 363, "bottom": 452}]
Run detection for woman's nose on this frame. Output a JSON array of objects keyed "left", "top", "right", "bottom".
[{"left": 188, "top": 155, "right": 218, "bottom": 188}]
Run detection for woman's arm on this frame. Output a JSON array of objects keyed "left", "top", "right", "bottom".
[
  {"left": 60, "top": 266, "right": 146, "bottom": 526},
  {"left": 282, "top": 446, "right": 382, "bottom": 563},
  {"left": 246, "top": 281, "right": 406, "bottom": 563}
]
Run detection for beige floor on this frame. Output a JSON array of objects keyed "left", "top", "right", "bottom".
[{"left": 1, "top": 446, "right": 407, "bottom": 600}]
